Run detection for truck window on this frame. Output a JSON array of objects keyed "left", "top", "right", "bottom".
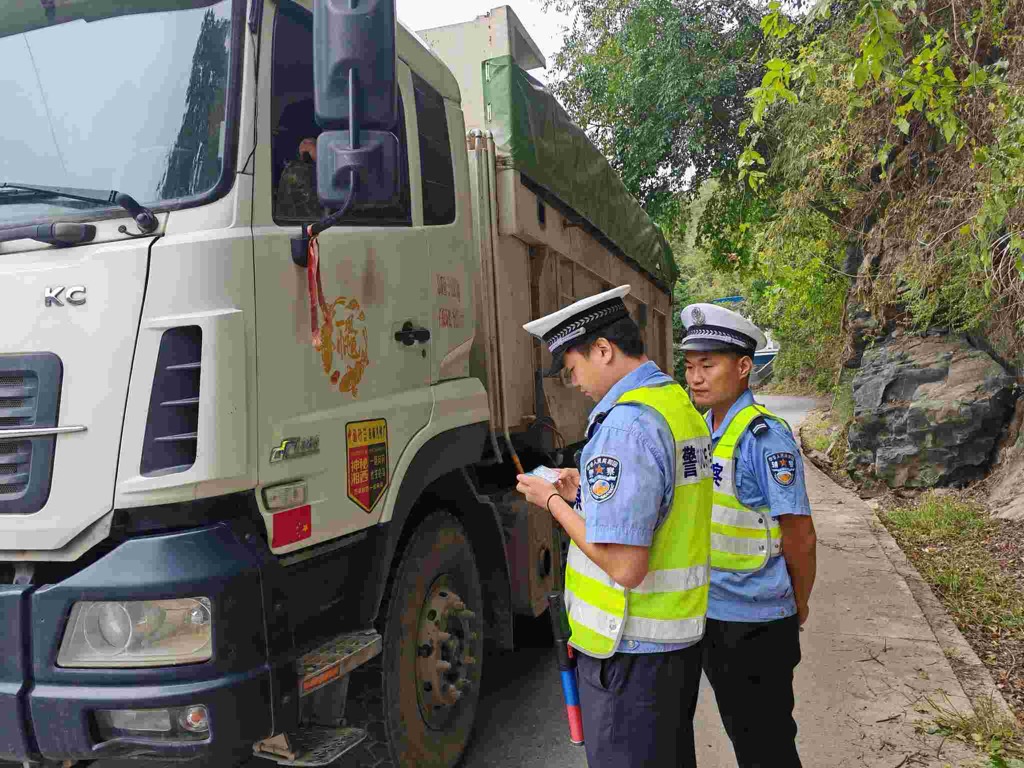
[
  {"left": 0, "top": 0, "right": 237, "bottom": 228},
  {"left": 270, "top": 0, "right": 411, "bottom": 226},
  {"left": 411, "top": 73, "right": 456, "bottom": 226}
]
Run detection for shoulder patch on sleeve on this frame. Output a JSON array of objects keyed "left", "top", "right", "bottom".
[
  {"left": 766, "top": 451, "right": 797, "bottom": 487},
  {"left": 750, "top": 416, "right": 770, "bottom": 436},
  {"left": 585, "top": 455, "right": 621, "bottom": 502}
]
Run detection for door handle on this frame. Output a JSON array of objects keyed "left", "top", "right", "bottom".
[{"left": 394, "top": 321, "right": 431, "bottom": 346}]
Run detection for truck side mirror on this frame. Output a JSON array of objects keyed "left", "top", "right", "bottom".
[{"left": 313, "top": 0, "right": 400, "bottom": 207}]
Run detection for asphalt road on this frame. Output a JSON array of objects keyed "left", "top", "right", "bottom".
[{"left": 11, "top": 396, "right": 821, "bottom": 768}]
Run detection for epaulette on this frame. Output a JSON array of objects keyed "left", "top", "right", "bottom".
[
  {"left": 575, "top": 412, "right": 610, "bottom": 465},
  {"left": 749, "top": 416, "right": 771, "bottom": 437}
]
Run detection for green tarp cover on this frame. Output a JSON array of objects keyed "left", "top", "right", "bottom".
[{"left": 483, "top": 55, "right": 677, "bottom": 290}]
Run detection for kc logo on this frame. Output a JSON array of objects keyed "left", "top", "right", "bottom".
[{"left": 45, "top": 286, "right": 86, "bottom": 307}]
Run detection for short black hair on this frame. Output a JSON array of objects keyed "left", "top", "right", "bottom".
[{"left": 566, "top": 316, "right": 645, "bottom": 359}]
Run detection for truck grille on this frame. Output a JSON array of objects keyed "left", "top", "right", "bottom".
[
  {"left": 0, "top": 441, "right": 31, "bottom": 496},
  {"left": 0, "top": 372, "right": 38, "bottom": 427},
  {"left": 0, "top": 354, "right": 62, "bottom": 514}
]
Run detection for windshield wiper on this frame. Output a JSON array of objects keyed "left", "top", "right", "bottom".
[
  {"left": 0, "top": 222, "right": 97, "bottom": 247},
  {"left": 0, "top": 183, "right": 158, "bottom": 234}
]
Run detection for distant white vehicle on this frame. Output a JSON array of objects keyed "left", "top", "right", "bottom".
[{"left": 752, "top": 330, "right": 780, "bottom": 384}]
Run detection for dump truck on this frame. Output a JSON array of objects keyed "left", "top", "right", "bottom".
[{"left": 0, "top": 2, "right": 676, "bottom": 766}]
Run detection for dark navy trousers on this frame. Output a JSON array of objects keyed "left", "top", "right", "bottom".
[
  {"left": 576, "top": 644, "right": 702, "bottom": 768},
  {"left": 702, "top": 615, "right": 803, "bottom": 768}
]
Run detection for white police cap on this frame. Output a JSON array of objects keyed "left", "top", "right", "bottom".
[
  {"left": 524, "top": 286, "right": 631, "bottom": 375},
  {"left": 680, "top": 303, "right": 767, "bottom": 353}
]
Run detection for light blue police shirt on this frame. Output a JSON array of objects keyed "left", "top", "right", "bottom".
[
  {"left": 707, "top": 389, "right": 812, "bottom": 622},
  {"left": 576, "top": 361, "right": 694, "bottom": 653}
]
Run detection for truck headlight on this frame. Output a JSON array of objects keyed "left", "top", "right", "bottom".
[{"left": 57, "top": 597, "right": 212, "bottom": 668}]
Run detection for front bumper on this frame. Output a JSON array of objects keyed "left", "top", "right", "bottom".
[{"left": 0, "top": 523, "right": 273, "bottom": 763}]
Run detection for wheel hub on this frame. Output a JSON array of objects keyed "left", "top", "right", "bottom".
[{"left": 415, "top": 579, "right": 477, "bottom": 729}]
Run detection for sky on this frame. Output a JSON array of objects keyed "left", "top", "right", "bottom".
[{"left": 395, "top": 0, "right": 572, "bottom": 82}]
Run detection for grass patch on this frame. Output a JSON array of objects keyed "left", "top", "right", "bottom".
[
  {"left": 880, "top": 492, "right": 1024, "bottom": 745},
  {"left": 922, "top": 694, "right": 1024, "bottom": 767},
  {"left": 802, "top": 411, "right": 838, "bottom": 454},
  {"left": 799, "top": 379, "right": 855, "bottom": 469},
  {"left": 880, "top": 494, "right": 1024, "bottom": 633}
]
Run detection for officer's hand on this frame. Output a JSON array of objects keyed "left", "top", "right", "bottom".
[
  {"left": 555, "top": 469, "right": 580, "bottom": 502},
  {"left": 797, "top": 602, "right": 810, "bottom": 627},
  {"left": 516, "top": 474, "right": 559, "bottom": 511}
]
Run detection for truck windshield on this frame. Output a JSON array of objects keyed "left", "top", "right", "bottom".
[{"left": 0, "top": 0, "right": 235, "bottom": 227}]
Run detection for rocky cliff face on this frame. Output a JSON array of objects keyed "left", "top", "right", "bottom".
[{"left": 847, "top": 334, "right": 1016, "bottom": 489}]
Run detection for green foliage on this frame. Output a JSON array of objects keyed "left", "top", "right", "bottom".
[
  {"left": 969, "top": 71, "right": 1024, "bottom": 286},
  {"left": 890, "top": 244, "right": 992, "bottom": 331},
  {"left": 750, "top": 209, "right": 848, "bottom": 389},
  {"left": 717, "top": 0, "right": 1024, "bottom": 368},
  {"left": 668, "top": 178, "right": 847, "bottom": 392},
  {"left": 548, "top": 0, "right": 766, "bottom": 222},
  {"left": 551, "top": 0, "right": 1024, "bottom": 391}
]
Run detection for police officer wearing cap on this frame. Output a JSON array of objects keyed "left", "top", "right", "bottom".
[
  {"left": 681, "top": 303, "right": 817, "bottom": 768},
  {"left": 516, "top": 286, "right": 713, "bottom": 768}
]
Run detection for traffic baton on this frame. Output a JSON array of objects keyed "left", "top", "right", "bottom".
[{"left": 547, "top": 591, "right": 584, "bottom": 746}]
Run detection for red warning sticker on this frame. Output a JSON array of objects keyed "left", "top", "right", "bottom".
[{"left": 347, "top": 419, "right": 388, "bottom": 513}]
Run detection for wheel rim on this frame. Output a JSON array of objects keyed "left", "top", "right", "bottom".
[{"left": 414, "top": 577, "right": 478, "bottom": 730}]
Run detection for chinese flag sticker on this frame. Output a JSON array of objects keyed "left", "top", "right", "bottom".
[
  {"left": 347, "top": 419, "right": 389, "bottom": 513},
  {"left": 272, "top": 505, "right": 312, "bottom": 548}
]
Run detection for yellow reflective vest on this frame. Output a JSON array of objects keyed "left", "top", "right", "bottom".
[
  {"left": 564, "top": 382, "right": 713, "bottom": 658},
  {"left": 710, "top": 404, "right": 788, "bottom": 573}
]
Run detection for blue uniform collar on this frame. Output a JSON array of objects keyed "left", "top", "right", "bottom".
[
  {"left": 706, "top": 389, "right": 756, "bottom": 440},
  {"left": 587, "top": 361, "right": 665, "bottom": 433}
]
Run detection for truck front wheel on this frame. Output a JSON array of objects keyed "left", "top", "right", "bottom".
[{"left": 381, "top": 510, "right": 484, "bottom": 767}]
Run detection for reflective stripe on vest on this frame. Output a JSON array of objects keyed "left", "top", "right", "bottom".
[
  {"left": 710, "top": 404, "right": 785, "bottom": 573},
  {"left": 564, "top": 382, "right": 713, "bottom": 658}
]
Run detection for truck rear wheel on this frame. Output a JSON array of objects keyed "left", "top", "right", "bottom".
[{"left": 381, "top": 510, "right": 484, "bottom": 767}]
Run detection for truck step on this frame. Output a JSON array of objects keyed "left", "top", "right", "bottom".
[
  {"left": 299, "top": 629, "right": 382, "bottom": 697},
  {"left": 252, "top": 630, "right": 382, "bottom": 766},
  {"left": 253, "top": 727, "right": 367, "bottom": 767}
]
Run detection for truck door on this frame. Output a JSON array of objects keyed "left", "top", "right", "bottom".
[{"left": 253, "top": 0, "right": 432, "bottom": 552}]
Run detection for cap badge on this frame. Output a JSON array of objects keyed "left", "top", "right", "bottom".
[{"left": 691, "top": 307, "right": 706, "bottom": 325}]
